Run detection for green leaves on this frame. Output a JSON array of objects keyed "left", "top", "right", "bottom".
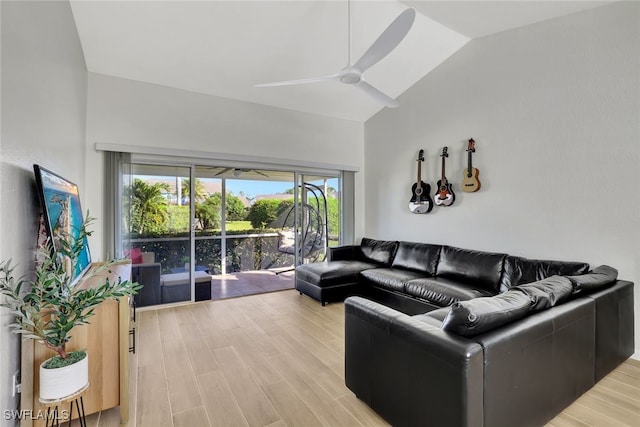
[{"left": 0, "top": 217, "right": 141, "bottom": 359}]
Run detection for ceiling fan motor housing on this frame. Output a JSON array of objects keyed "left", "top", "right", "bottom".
[{"left": 340, "top": 72, "right": 362, "bottom": 84}]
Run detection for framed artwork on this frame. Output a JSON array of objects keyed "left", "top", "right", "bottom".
[{"left": 33, "top": 164, "right": 92, "bottom": 284}]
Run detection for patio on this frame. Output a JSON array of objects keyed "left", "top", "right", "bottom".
[{"left": 209, "top": 269, "right": 295, "bottom": 301}]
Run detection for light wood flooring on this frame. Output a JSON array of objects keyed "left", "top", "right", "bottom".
[{"left": 85, "top": 289, "right": 639, "bottom": 427}]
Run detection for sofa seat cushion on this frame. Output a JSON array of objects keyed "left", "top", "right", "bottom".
[
  {"left": 441, "top": 289, "right": 532, "bottom": 337},
  {"left": 360, "top": 268, "right": 426, "bottom": 292},
  {"left": 296, "top": 260, "right": 379, "bottom": 288},
  {"left": 360, "top": 238, "right": 399, "bottom": 265},
  {"left": 404, "top": 277, "right": 495, "bottom": 307},
  {"left": 567, "top": 265, "right": 618, "bottom": 294},
  {"left": 391, "top": 241, "right": 442, "bottom": 275},
  {"left": 499, "top": 255, "right": 590, "bottom": 292},
  {"left": 436, "top": 246, "right": 507, "bottom": 293}
]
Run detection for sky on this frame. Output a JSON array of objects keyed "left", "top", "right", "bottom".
[
  {"left": 225, "top": 179, "right": 292, "bottom": 197},
  {"left": 226, "top": 178, "right": 338, "bottom": 198},
  {"left": 135, "top": 175, "right": 338, "bottom": 199}
]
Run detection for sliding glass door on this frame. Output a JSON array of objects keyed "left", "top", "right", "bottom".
[
  {"left": 119, "top": 159, "right": 344, "bottom": 305},
  {"left": 125, "top": 164, "right": 193, "bottom": 307}
]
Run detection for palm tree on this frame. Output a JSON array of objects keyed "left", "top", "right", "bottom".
[
  {"left": 195, "top": 195, "right": 222, "bottom": 230},
  {"left": 130, "top": 179, "right": 170, "bottom": 234},
  {"left": 181, "top": 178, "right": 207, "bottom": 203}
]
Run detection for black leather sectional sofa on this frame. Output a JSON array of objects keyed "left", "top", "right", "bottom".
[{"left": 295, "top": 238, "right": 635, "bottom": 427}]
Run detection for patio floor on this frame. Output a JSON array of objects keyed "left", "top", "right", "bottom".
[{"left": 209, "top": 269, "right": 295, "bottom": 300}]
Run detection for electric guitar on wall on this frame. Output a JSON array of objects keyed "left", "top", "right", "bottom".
[
  {"left": 435, "top": 147, "right": 455, "bottom": 206},
  {"left": 409, "top": 149, "right": 433, "bottom": 213},
  {"left": 461, "top": 138, "right": 481, "bottom": 193}
]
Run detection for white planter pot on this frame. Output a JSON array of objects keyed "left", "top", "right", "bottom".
[{"left": 39, "top": 353, "right": 89, "bottom": 401}]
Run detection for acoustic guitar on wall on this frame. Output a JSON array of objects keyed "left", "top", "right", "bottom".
[
  {"left": 409, "top": 149, "right": 433, "bottom": 214},
  {"left": 435, "top": 146, "right": 455, "bottom": 207},
  {"left": 461, "top": 138, "right": 481, "bottom": 192}
]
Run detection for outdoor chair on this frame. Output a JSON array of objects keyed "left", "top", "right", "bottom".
[{"left": 274, "top": 183, "right": 328, "bottom": 274}]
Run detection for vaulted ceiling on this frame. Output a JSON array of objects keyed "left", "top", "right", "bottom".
[{"left": 70, "top": 1, "right": 613, "bottom": 122}]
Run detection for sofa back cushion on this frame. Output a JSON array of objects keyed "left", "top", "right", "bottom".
[
  {"left": 514, "top": 276, "right": 574, "bottom": 311},
  {"left": 499, "top": 256, "right": 589, "bottom": 292},
  {"left": 441, "top": 289, "right": 532, "bottom": 337},
  {"left": 391, "top": 241, "right": 441, "bottom": 275},
  {"left": 436, "top": 246, "right": 507, "bottom": 293},
  {"left": 567, "top": 265, "right": 618, "bottom": 294},
  {"left": 359, "top": 238, "right": 398, "bottom": 266}
]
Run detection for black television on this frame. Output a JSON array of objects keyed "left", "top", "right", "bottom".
[{"left": 33, "top": 165, "right": 92, "bottom": 285}]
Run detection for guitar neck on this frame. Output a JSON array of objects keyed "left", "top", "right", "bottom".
[
  {"left": 417, "top": 160, "right": 422, "bottom": 185},
  {"left": 441, "top": 156, "right": 446, "bottom": 181},
  {"left": 467, "top": 150, "right": 472, "bottom": 174}
]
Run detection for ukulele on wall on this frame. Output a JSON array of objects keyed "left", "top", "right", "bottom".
[
  {"left": 409, "top": 149, "right": 433, "bottom": 214},
  {"left": 435, "top": 147, "right": 455, "bottom": 206},
  {"left": 461, "top": 138, "right": 481, "bottom": 192}
]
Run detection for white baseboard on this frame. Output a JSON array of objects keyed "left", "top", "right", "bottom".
[{"left": 631, "top": 350, "right": 640, "bottom": 361}]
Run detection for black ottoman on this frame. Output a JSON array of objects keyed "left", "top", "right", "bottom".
[{"left": 295, "top": 260, "right": 378, "bottom": 305}]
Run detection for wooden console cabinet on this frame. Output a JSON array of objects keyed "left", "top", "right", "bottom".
[{"left": 21, "top": 261, "right": 133, "bottom": 427}]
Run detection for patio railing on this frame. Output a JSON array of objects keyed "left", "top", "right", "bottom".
[{"left": 129, "top": 232, "right": 295, "bottom": 274}]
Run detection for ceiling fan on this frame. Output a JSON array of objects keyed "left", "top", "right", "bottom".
[
  {"left": 255, "top": 6, "right": 416, "bottom": 108},
  {"left": 214, "top": 168, "right": 269, "bottom": 178}
]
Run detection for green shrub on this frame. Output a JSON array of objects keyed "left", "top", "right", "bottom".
[
  {"left": 167, "top": 205, "right": 190, "bottom": 231},
  {"left": 247, "top": 199, "right": 292, "bottom": 228},
  {"left": 225, "top": 193, "right": 247, "bottom": 221},
  {"left": 326, "top": 197, "right": 339, "bottom": 237}
]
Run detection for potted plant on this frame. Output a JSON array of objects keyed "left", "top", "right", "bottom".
[
  {"left": 181, "top": 255, "right": 190, "bottom": 271},
  {"left": 0, "top": 216, "right": 140, "bottom": 400}
]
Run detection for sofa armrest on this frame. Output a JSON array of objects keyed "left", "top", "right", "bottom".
[
  {"left": 474, "top": 297, "right": 596, "bottom": 427},
  {"left": 586, "top": 280, "right": 635, "bottom": 381},
  {"left": 328, "top": 245, "right": 360, "bottom": 261},
  {"left": 345, "top": 297, "right": 483, "bottom": 427}
]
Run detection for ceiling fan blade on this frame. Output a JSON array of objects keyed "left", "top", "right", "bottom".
[
  {"left": 352, "top": 8, "right": 416, "bottom": 73},
  {"left": 214, "top": 167, "right": 233, "bottom": 177},
  {"left": 354, "top": 80, "right": 399, "bottom": 108},
  {"left": 255, "top": 74, "right": 339, "bottom": 88}
]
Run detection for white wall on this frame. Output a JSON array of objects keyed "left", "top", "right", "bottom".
[
  {"left": 364, "top": 1, "right": 640, "bottom": 355},
  {"left": 0, "top": 0, "right": 88, "bottom": 422},
  {"left": 84, "top": 73, "right": 365, "bottom": 255}
]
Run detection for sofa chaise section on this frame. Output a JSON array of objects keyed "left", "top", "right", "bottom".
[
  {"left": 295, "top": 260, "right": 379, "bottom": 306},
  {"left": 294, "top": 238, "right": 398, "bottom": 305}
]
